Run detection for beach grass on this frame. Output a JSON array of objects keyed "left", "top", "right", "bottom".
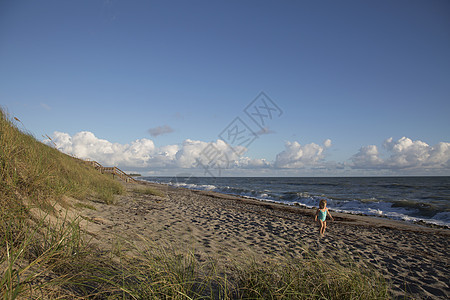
[
  {"left": 229, "top": 254, "right": 389, "bottom": 299},
  {"left": 133, "top": 186, "right": 166, "bottom": 198},
  {"left": 0, "top": 109, "right": 125, "bottom": 206},
  {"left": 0, "top": 108, "right": 124, "bottom": 297},
  {"left": 0, "top": 107, "right": 390, "bottom": 299}
]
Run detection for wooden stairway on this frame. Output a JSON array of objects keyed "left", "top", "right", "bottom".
[{"left": 85, "top": 160, "right": 137, "bottom": 183}]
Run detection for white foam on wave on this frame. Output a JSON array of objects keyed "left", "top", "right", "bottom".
[{"left": 171, "top": 182, "right": 217, "bottom": 191}]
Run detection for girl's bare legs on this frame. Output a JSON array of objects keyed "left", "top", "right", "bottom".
[{"left": 319, "top": 220, "right": 326, "bottom": 236}]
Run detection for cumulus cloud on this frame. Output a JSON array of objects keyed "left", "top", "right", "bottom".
[
  {"left": 45, "top": 130, "right": 449, "bottom": 175},
  {"left": 45, "top": 131, "right": 247, "bottom": 170},
  {"left": 176, "top": 139, "right": 248, "bottom": 169},
  {"left": 274, "top": 140, "right": 331, "bottom": 168},
  {"left": 351, "top": 145, "right": 384, "bottom": 169},
  {"left": 351, "top": 137, "right": 450, "bottom": 170},
  {"left": 237, "top": 157, "right": 271, "bottom": 168},
  {"left": 49, "top": 131, "right": 156, "bottom": 167},
  {"left": 148, "top": 125, "right": 174, "bottom": 137}
]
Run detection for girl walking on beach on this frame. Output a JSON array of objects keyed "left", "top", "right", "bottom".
[{"left": 315, "top": 199, "right": 334, "bottom": 236}]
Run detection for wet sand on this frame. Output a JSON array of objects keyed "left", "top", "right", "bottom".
[{"left": 78, "top": 181, "right": 449, "bottom": 299}]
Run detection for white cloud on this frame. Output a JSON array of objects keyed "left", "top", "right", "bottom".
[
  {"left": 48, "top": 131, "right": 156, "bottom": 167},
  {"left": 45, "top": 131, "right": 449, "bottom": 175},
  {"left": 274, "top": 140, "right": 331, "bottom": 168},
  {"left": 351, "top": 137, "right": 450, "bottom": 170},
  {"left": 51, "top": 132, "right": 73, "bottom": 153},
  {"left": 46, "top": 131, "right": 247, "bottom": 170},
  {"left": 148, "top": 125, "right": 174, "bottom": 137},
  {"left": 351, "top": 145, "right": 384, "bottom": 169},
  {"left": 237, "top": 157, "right": 271, "bottom": 168},
  {"left": 176, "top": 139, "right": 245, "bottom": 169},
  {"left": 174, "top": 139, "right": 207, "bottom": 168},
  {"left": 145, "top": 144, "right": 179, "bottom": 168}
]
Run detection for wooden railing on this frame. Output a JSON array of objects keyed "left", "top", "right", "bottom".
[{"left": 85, "top": 160, "right": 137, "bottom": 183}]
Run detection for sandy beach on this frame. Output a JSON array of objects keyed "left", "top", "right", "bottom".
[{"left": 77, "top": 181, "right": 449, "bottom": 299}]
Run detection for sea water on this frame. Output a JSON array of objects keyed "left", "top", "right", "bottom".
[{"left": 140, "top": 176, "right": 450, "bottom": 228}]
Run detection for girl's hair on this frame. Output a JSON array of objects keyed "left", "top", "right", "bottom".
[{"left": 319, "top": 199, "right": 327, "bottom": 209}]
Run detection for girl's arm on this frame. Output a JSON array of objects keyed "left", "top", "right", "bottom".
[
  {"left": 314, "top": 209, "right": 318, "bottom": 221},
  {"left": 327, "top": 209, "right": 334, "bottom": 221}
]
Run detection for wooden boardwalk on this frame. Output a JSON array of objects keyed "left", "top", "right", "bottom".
[{"left": 85, "top": 160, "right": 137, "bottom": 183}]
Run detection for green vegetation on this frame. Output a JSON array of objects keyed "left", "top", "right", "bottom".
[
  {"left": 102, "top": 240, "right": 389, "bottom": 299},
  {"left": 0, "top": 110, "right": 124, "bottom": 206},
  {"left": 0, "top": 108, "right": 125, "bottom": 298},
  {"left": 230, "top": 254, "right": 388, "bottom": 299},
  {"left": 0, "top": 108, "right": 390, "bottom": 299}
]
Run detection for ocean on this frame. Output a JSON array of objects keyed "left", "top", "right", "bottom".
[{"left": 140, "top": 176, "right": 450, "bottom": 228}]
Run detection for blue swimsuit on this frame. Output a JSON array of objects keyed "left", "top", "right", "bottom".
[{"left": 318, "top": 209, "right": 327, "bottom": 222}]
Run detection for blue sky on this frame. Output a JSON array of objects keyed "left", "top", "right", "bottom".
[{"left": 1, "top": 0, "right": 449, "bottom": 176}]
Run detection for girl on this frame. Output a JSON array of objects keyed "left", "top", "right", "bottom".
[{"left": 315, "top": 199, "right": 334, "bottom": 236}]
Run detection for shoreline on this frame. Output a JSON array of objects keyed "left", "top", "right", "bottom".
[
  {"left": 191, "top": 186, "right": 450, "bottom": 234},
  {"left": 79, "top": 180, "right": 449, "bottom": 299},
  {"left": 141, "top": 178, "right": 450, "bottom": 230}
]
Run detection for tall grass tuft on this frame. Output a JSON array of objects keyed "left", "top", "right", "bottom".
[{"left": 229, "top": 253, "right": 389, "bottom": 299}]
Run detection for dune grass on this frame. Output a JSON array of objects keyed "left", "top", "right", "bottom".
[
  {"left": 102, "top": 239, "right": 389, "bottom": 300},
  {"left": 0, "top": 107, "right": 391, "bottom": 299},
  {"left": 0, "top": 109, "right": 124, "bottom": 206},
  {"left": 0, "top": 108, "right": 125, "bottom": 298},
  {"left": 229, "top": 253, "right": 389, "bottom": 299}
]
